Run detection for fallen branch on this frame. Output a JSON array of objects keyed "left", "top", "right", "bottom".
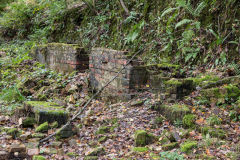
[
  {"left": 119, "top": 0, "right": 130, "bottom": 15},
  {"left": 39, "top": 48, "right": 145, "bottom": 145}
]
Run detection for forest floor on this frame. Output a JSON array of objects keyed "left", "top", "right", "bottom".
[{"left": 0, "top": 52, "right": 240, "bottom": 160}]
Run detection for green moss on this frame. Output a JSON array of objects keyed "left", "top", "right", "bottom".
[
  {"left": 183, "top": 114, "right": 196, "bottom": 128},
  {"left": 132, "top": 147, "right": 149, "bottom": 152},
  {"left": 186, "top": 74, "right": 220, "bottom": 86},
  {"left": 35, "top": 122, "right": 48, "bottom": 133},
  {"left": 201, "top": 126, "right": 226, "bottom": 139},
  {"left": 32, "top": 133, "right": 45, "bottom": 138},
  {"left": 25, "top": 101, "right": 68, "bottom": 125},
  {"left": 180, "top": 141, "right": 197, "bottom": 153},
  {"left": 33, "top": 155, "right": 46, "bottom": 160},
  {"left": 224, "top": 84, "right": 240, "bottom": 99},
  {"left": 162, "top": 142, "right": 179, "bottom": 151},
  {"left": 7, "top": 128, "right": 19, "bottom": 138},
  {"left": 25, "top": 101, "right": 64, "bottom": 110},
  {"left": 134, "top": 130, "right": 156, "bottom": 147},
  {"left": 50, "top": 121, "right": 58, "bottom": 128},
  {"left": 22, "top": 117, "right": 36, "bottom": 128},
  {"left": 165, "top": 79, "right": 182, "bottom": 85},
  {"left": 154, "top": 104, "right": 190, "bottom": 122},
  {"left": 96, "top": 126, "right": 110, "bottom": 135}
]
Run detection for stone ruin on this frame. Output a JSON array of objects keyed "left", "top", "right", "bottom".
[
  {"left": 31, "top": 43, "right": 89, "bottom": 73},
  {"left": 89, "top": 48, "right": 148, "bottom": 101},
  {"left": 32, "top": 43, "right": 195, "bottom": 102}
]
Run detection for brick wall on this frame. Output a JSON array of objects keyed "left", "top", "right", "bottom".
[
  {"left": 89, "top": 48, "right": 148, "bottom": 101},
  {"left": 32, "top": 43, "right": 89, "bottom": 73}
]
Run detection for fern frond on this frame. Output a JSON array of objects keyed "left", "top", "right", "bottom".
[
  {"left": 175, "top": 19, "right": 193, "bottom": 29},
  {"left": 194, "top": 2, "right": 207, "bottom": 16},
  {"left": 161, "top": 8, "right": 178, "bottom": 18},
  {"left": 176, "top": 0, "right": 187, "bottom": 7}
]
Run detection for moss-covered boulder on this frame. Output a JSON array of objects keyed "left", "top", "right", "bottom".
[
  {"left": 35, "top": 122, "right": 48, "bottom": 133},
  {"left": 153, "top": 104, "right": 190, "bottom": 122},
  {"left": 33, "top": 155, "right": 46, "bottom": 160},
  {"left": 24, "top": 101, "right": 68, "bottom": 125},
  {"left": 180, "top": 141, "right": 197, "bottom": 153},
  {"left": 22, "top": 117, "right": 36, "bottom": 128},
  {"left": 134, "top": 130, "right": 156, "bottom": 147},
  {"left": 56, "top": 124, "right": 77, "bottom": 140}
]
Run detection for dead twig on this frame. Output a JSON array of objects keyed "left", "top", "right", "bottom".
[{"left": 119, "top": 0, "right": 130, "bottom": 15}]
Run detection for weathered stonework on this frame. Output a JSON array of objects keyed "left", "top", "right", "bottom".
[
  {"left": 89, "top": 48, "right": 148, "bottom": 101},
  {"left": 147, "top": 64, "right": 194, "bottom": 101},
  {"left": 31, "top": 43, "right": 89, "bottom": 73}
]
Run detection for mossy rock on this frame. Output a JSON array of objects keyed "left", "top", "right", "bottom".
[
  {"left": 132, "top": 147, "right": 149, "bottom": 152},
  {"left": 200, "top": 84, "right": 240, "bottom": 103},
  {"left": 200, "top": 126, "right": 226, "bottom": 139},
  {"left": 180, "top": 141, "right": 197, "bottom": 153},
  {"left": 22, "top": 117, "right": 36, "bottom": 128},
  {"left": 162, "top": 142, "right": 179, "bottom": 151},
  {"left": 84, "top": 156, "right": 98, "bottom": 160},
  {"left": 134, "top": 130, "right": 156, "bottom": 147},
  {"left": 56, "top": 124, "right": 77, "bottom": 140},
  {"left": 33, "top": 155, "right": 46, "bottom": 160},
  {"left": 24, "top": 101, "right": 68, "bottom": 125},
  {"left": 187, "top": 74, "right": 220, "bottom": 87},
  {"left": 36, "top": 122, "right": 48, "bottom": 133},
  {"left": 7, "top": 128, "right": 20, "bottom": 138},
  {"left": 153, "top": 104, "right": 190, "bottom": 123},
  {"left": 182, "top": 114, "right": 196, "bottom": 128},
  {"left": 96, "top": 126, "right": 110, "bottom": 135}
]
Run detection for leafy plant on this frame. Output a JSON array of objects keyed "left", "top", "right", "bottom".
[
  {"left": 159, "top": 151, "right": 185, "bottom": 160},
  {"left": 0, "top": 85, "right": 25, "bottom": 103},
  {"left": 174, "top": 119, "right": 183, "bottom": 128}
]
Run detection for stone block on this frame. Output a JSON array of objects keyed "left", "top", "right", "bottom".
[
  {"left": 31, "top": 43, "right": 89, "bottom": 73},
  {"left": 15, "top": 101, "right": 69, "bottom": 125}
]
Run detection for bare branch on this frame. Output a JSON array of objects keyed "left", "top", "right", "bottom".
[{"left": 119, "top": 0, "right": 130, "bottom": 15}]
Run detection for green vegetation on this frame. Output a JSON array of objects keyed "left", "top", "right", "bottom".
[
  {"left": 35, "top": 122, "right": 48, "bottom": 133},
  {"left": 183, "top": 114, "right": 196, "bottom": 128},
  {"left": 180, "top": 141, "right": 198, "bottom": 153},
  {"left": 132, "top": 147, "right": 149, "bottom": 152}
]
